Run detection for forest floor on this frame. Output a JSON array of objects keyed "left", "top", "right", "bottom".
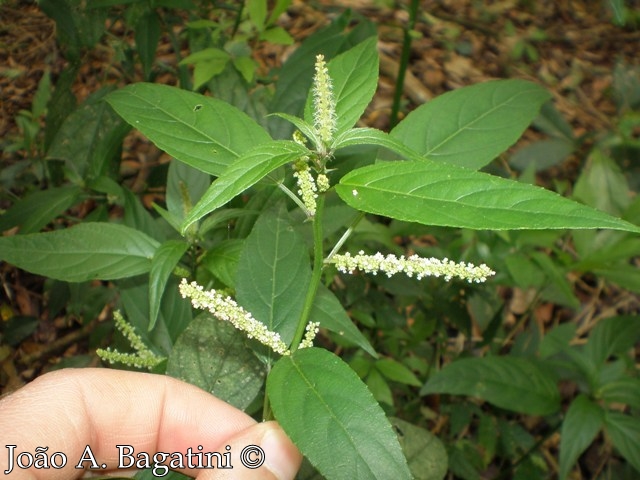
[{"left": 1, "top": 0, "right": 639, "bottom": 392}]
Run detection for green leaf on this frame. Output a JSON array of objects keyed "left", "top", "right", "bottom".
[
  {"left": 376, "top": 358, "right": 422, "bottom": 387},
  {"left": 585, "top": 315, "right": 640, "bottom": 366},
  {"left": 604, "top": 411, "right": 640, "bottom": 473},
  {"left": 332, "top": 127, "right": 416, "bottom": 158},
  {"left": 47, "top": 93, "right": 130, "bottom": 181},
  {"left": 421, "top": 356, "right": 561, "bottom": 416},
  {"left": 0, "top": 223, "right": 159, "bottom": 282},
  {"left": 310, "top": 284, "right": 377, "bottom": 357},
  {"left": 247, "top": 0, "right": 267, "bottom": 30},
  {"left": 573, "top": 149, "right": 631, "bottom": 215},
  {"left": 336, "top": 160, "right": 640, "bottom": 232},
  {"left": 390, "top": 79, "right": 552, "bottom": 169},
  {"left": 105, "top": 83, "right": 271, "bottom": 176},
  {"left": 391, "top": 417, "right": 448, "bottom": 480},
  {"left": 304, "top": 36, "right": 379, "bottom": 135},
  {"left": 259, "top": 26, "right": 294, "bottom": 45},
  {"left": 182, "top": 140, "right": 309, "bottom": 232},
  {"left": 599, "top": 378, "right": 640, "bottom": 410},
  {"left": 149, "top": 240, "right": 189, "bottom": 331},
  {"left": 235, "top": 209, "right": 310, "bottom": 345},
  {"left": 267, "top": 347, "right": 412, "bottom": 480},
  {"left": 167, "top": 313, "right": 265, "bottom": 410},
  {"left": 0, "top": 185, "right": 82, "bottom": 234},
  {"left": 559, "top": 394, "right": 604, "bottom": 480},
  {"left": 135, "top": 11, "right": 160, "bottom": 81},
  {"left": 166, "top": 158, "right": 211, "bottom": 223},
  {"left": 201, "top": 239, "right": 244, "bottom": 288}
]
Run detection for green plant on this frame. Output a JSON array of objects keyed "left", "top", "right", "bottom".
[{"left": 2, "top": 29, "right": 639, "bottom": 478}]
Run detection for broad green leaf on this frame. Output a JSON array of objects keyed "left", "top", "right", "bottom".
[
  {"left": 585, "top": 315, "right": 640, "bottom": 366},
  {"left": 421, "top": 356, "right": 561, "bottom": 416},
  {"left": 182, "top": 140, "right": 309, "bottom": 232},
  {"left": 559, "top": 394, "right": 604, "bottom": 480},
  {"left": 167, "top": 313, "right": 265, "bottom": 410},
  {"left": 310, "top": 284, "right": 377, "bottom": 357},
  {"left": 267, "top": 347, "right": 412, "bottom": 480},
  {"left": 235, "top": 209, "right": 310, "bottom": 345},
  {"left": 604, "top": 411, "right": 640, "bottom": 473},
  {"left": 304, "top": 36, "right": 379, "bottom": 135},
  {"left": 106, "top": 83, "right": 271, "bottom": 176},
  {"left": 47, "top": 92, "right": 130, "bottom": 181},
  {"left": 149, "top": 240, "right": 189, "bottom": 331},
  {"left": 336, "top": 161, "right": 640, "bottom": 233},
  {"left": 247, "top": 0, "right": 267, "bottom": 30},
  {"left": 0, "top": 185, "right": 82, "bottom": 234},
  {"left": 376, "top": 358, "right": 422, "bottom": 387},
  {"left": 599, "top": 378, "right": 640, "bottom": 410},
  {"left": 391, "top": 417, "right": 448, "bottom": 480},
  {"left": 0, "top": 223, "right": 159, "bottom": 282},
  {"left": 135, "top": 11, "right": 160, "bottom": 81},
  {"left": 390, "top": 79, "right": 552, "bottom": 169}
]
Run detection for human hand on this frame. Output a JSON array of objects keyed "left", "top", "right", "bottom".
[{"left": 0, "top": 368, "right": 302, "bottom": 479}]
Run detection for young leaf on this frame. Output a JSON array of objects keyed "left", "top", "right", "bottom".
[
  {"left": 559, "top": 394, "right": 604, "bottom": 480},
  {"left": 604, "top": 411, "right": 640, "bottom": 473},
  {"left": 106, "top": 83, "right": 271, "bottom": 176},
  {"left": 149, "top": 240, "right": 189, "bottom": 331},
  {"left": 182, "top": 140, "right": 309, "bottom": 232},
  {"left": 235, "top": 209, "right": 311, "bottom": 345},
  {"left": 267, "top": 347, "right": 412, "bottom": 480},
  {"left": 0, "top": 223, "right": 159, "bottom": 282},
  {"left": 390, "top": 79, "right": 552, "bottom": 170},
  {"left": 167, "top": 313, "right": 265, "bottom": 410},
  {"left": 421, "top": 356, "right": 561, "bottom": 416},
  {"left": 336, "top": 161, "right": 640, "bottom": 233}
]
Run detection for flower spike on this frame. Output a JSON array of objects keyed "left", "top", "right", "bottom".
[
  {"left": 312, "top": 54, "right": 337, "bottom": 151},
  {"left": 330, "top": 251, "right": 495, "bottom": 283}
]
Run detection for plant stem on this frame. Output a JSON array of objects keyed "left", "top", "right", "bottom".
[
  {"left": 325, "top": 211, "right": 365, "bottom": 262},
  {"left": 290, "top": 195, "right": 326, "bottom": 352},
  {"left": 389, "top": 0, "right": 420, "bottom": 128}
]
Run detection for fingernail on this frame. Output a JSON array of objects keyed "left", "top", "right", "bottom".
[{"left": 261, "top": 425, "right": 299, "bottom": 480}]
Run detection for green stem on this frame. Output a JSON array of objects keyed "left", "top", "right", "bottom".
[
  {"left": 290, "top": 195, "right": 326, "bottom": 352},
  {"left": 325, "top": 211, "right": 365, "bottom": 263},
  {"left": 389, "top": 0, "right": 420, "bottom": 129}
]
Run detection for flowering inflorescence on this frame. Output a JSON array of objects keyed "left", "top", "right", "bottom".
[
  {"left": 179, "top": 280, "right": 321, "bottom": 355},
  {"left": 330, "top": 251, "right": 496, "bottom": 283},
  {"left": 293, "top": 164, "right": 318, "bottom": 216},
  {"left": 97, "top": 311, "right": 164, "bottom": 370},
  {"left": 299, "top": 321, "right": 320, "bottom": 350},
  {"left": 312, "top": 54, "right": 336, "bottom": 152}
]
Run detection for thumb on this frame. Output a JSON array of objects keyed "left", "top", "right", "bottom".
[{"left": 197, "top": 422, "right": 302, "bottom": 480}]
